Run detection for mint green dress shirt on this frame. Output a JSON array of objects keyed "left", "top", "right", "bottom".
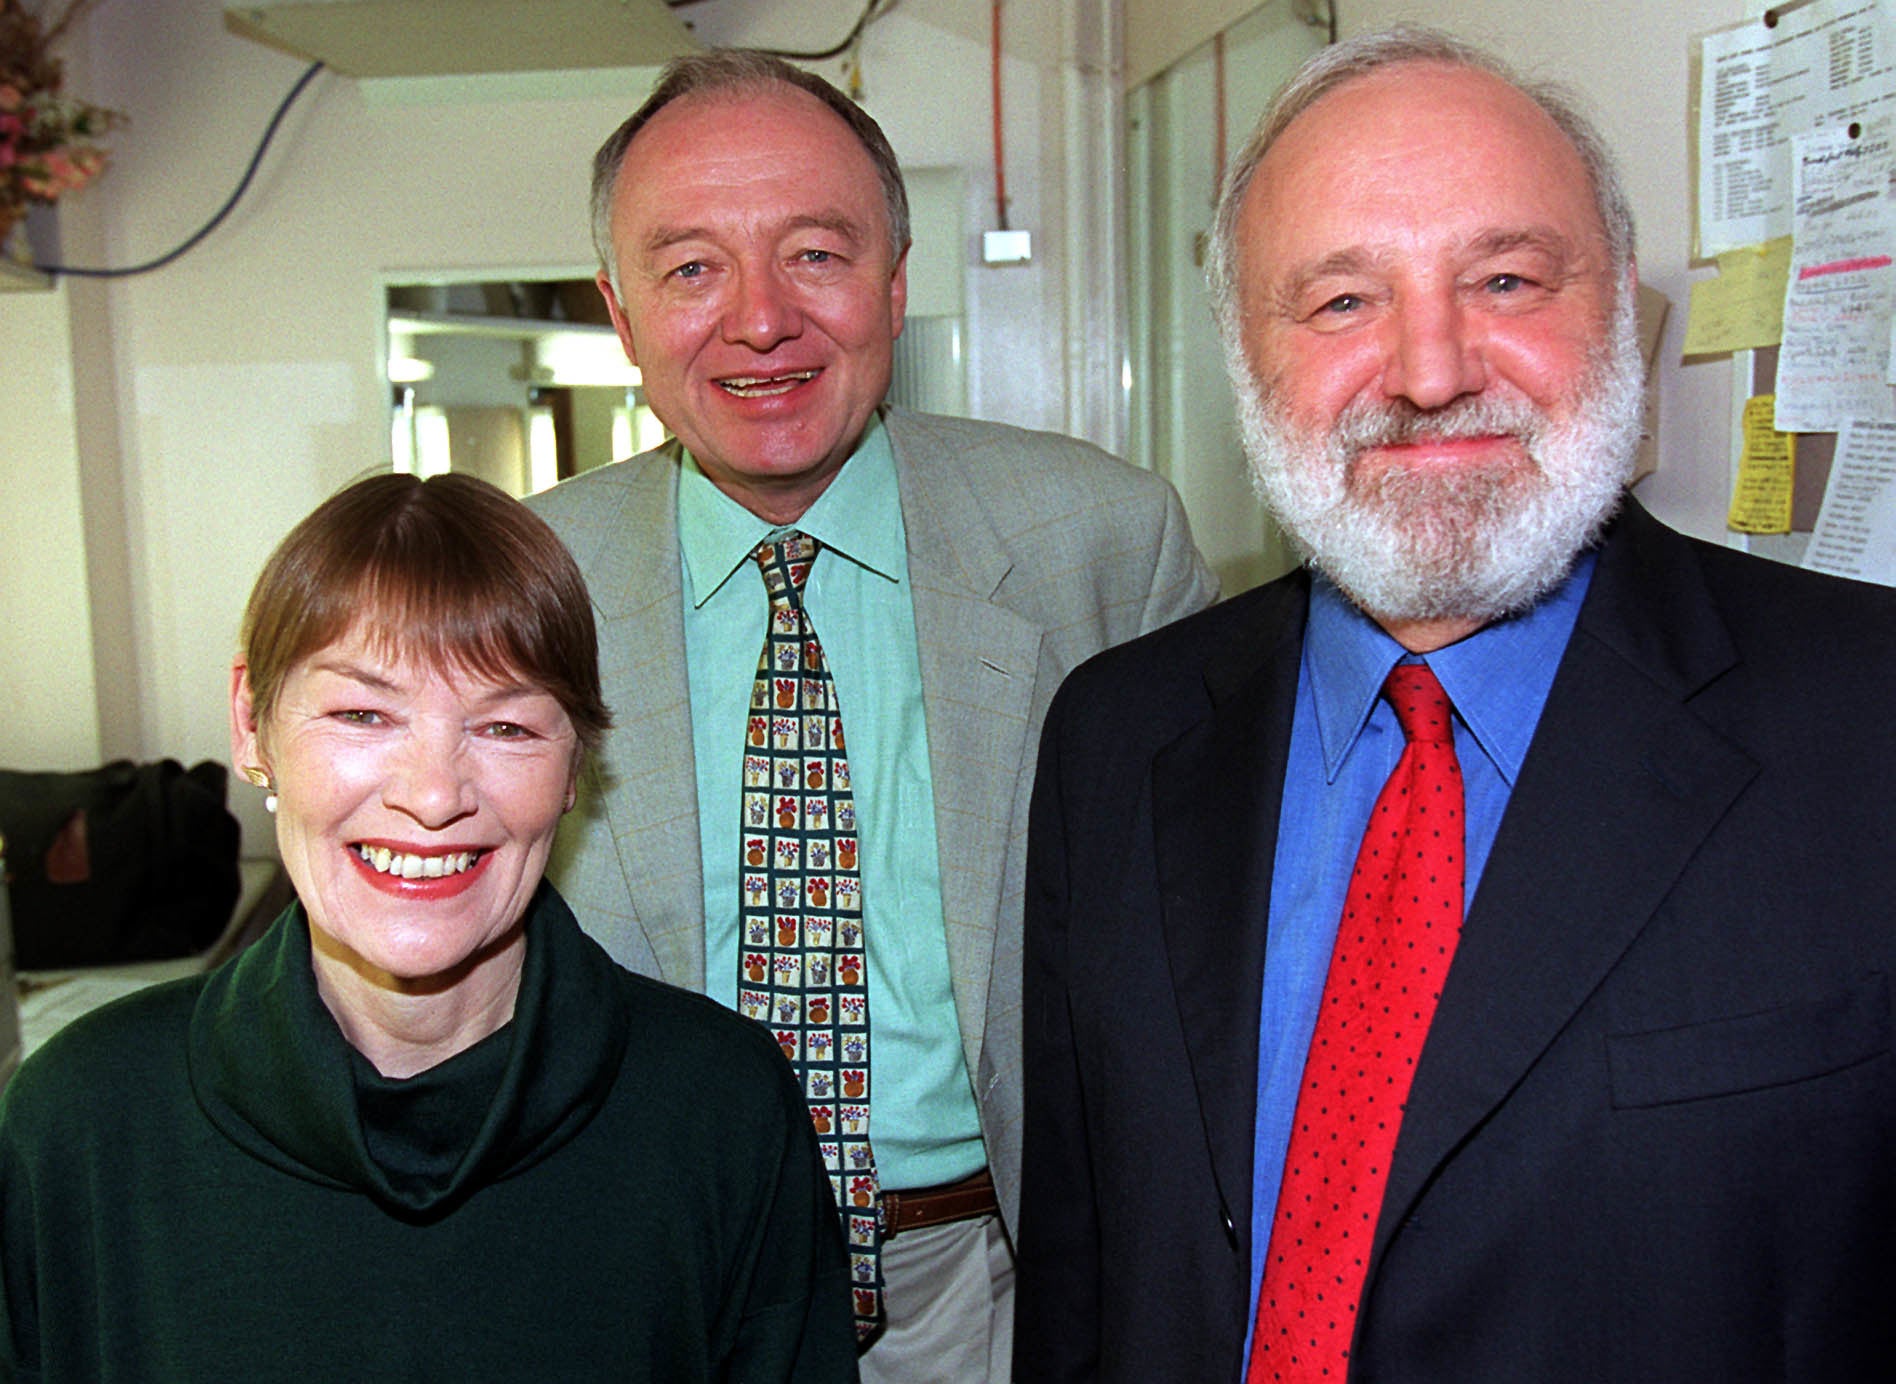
[{"left": 680, "top": 417, "right": 985, "bottom": 1192}]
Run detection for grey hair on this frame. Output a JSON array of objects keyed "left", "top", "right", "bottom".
[
  {"left": 1205, "top": 24, "right": 1636, "bottom": 339},
  {"left": 589, "top": 49, "right": 912, "bottom": 299}
]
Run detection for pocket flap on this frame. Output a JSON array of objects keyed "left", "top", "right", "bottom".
[{"left": 1608, "top": 972, "right": 1889, "bottom": 1109}]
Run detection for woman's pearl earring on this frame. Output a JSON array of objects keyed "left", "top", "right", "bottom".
[{"left": 242, "top": 765, "right": 277, "bottom": 814}]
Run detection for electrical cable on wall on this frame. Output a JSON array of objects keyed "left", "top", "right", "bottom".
[
  {"left": 1212, "top": 29, "right": 1227, "bottom": 206},
  {"left": 1295, "top": 0, "right": 1339, "bottom": 44},
  {"left": 839, "top": 10, "right": 872, "bottom": 101},
  {"left": 991, "top": 0, "right": 1007, "bottom": 231},
  {"left": 978, "top": 0, "right": 1028, "bottom": 264},
  {"left": 754, "top": 0, "right": 895, "bottom": 64},
  {"left": 33, "top": 60, "right": 325, "bottom": 280}
]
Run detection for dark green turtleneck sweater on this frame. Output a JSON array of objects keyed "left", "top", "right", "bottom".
[{"left": 0, "top": 884, "right": 856, "bottom": 1382}]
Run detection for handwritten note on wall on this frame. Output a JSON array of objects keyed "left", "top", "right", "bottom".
[{"left": 1805, "top": 418, "right": 1896, "bottom": 582}]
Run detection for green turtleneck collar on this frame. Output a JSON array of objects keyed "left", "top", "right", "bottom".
[{"left": 187, "top": 882, "right": 631, "bottom": 1224}]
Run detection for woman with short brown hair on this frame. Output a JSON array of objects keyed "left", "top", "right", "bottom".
[{"left": 0, "top": 472, "right": 856, "bottom": 1382}]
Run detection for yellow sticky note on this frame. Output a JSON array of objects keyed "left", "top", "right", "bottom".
[
  {"left": 1684, "top": 236, "right": 1794, "bottom": 357},
  {"left": 1729, "top": 395, "right": 1796, "bottom": 533}
]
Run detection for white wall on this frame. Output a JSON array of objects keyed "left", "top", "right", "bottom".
[{"left": 24, "top": 0, "right": 1085, "bottom": 854}]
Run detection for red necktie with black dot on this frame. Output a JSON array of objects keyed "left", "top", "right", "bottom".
[
  {"left": 1248, "top": 663, "right": 1465, "bottom": 1381},
  {"left": 733, "top": 533, "right": 882, "bottom": 1342}
]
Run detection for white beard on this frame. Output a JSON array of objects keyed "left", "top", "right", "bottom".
[{"left": 1231, "top": 291, "right": 1646, "bottom": 628}]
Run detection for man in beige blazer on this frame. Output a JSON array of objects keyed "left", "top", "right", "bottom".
[{"left": 530, "top": 50, "right": 1213, "bottom": 1380}]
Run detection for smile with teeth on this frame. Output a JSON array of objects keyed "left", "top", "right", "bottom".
[
  {"left": 354, "top": 845, "right": 482, "bottom": 879},
  {"left": 717, "top": 370, "right": 817, "bottom": 397}
]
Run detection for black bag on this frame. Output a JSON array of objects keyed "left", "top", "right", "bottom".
[{"left": 0, "top": 759, "right": 241, "bottom": 969}]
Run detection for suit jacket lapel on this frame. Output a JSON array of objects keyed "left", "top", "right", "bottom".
[
  {"left": 572, "top": 449, "right": 708, "bottom": 987},
  {"left": 1153, "top": 577, "right": 1309, "bottom": 1234},
  {"left": 1377, "top": 501, "right": 1761, "bottom": 1251},
  {"left": 890, "top": 411, "right": 1044, "bottom": 1083}
]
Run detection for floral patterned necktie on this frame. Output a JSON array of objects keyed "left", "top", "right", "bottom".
[
  {"left": 1248, "top": 663, "right": 1465, "bottom": 1381},
  {"left": 735, "top": 532, "right": 882, "bottom": 1341}
]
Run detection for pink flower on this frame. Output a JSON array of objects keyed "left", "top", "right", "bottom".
[{"left": 0, "top": 68, "right": 121, "bottom": 208}]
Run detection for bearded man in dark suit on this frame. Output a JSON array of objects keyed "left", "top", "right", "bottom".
[{"left": 1017, "top": 24, "right": 1896, "bottom": 1384}]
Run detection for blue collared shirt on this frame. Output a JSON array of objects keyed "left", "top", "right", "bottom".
[
  {"left": 1244, "top": 554, "right": 1596, "bottom": 1360},
  {"left": 679, "top": 417, "right": 986, "bottom": 1191}
]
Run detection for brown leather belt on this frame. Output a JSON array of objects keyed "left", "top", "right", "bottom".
[{"left": 880, "top": 1167, "right": 998, "bottom": 1238}]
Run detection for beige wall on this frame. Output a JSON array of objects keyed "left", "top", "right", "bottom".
[
  {"left": 0, "top": 286, "right": 102, "bottom": 771},
  {"left": 1128, "top": 0, "right": 1280, "bottom": 87}
]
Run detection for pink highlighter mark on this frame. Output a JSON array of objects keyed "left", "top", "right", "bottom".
[{"left": 1798, "top": 255, "right": 1893, "bottom": 280}]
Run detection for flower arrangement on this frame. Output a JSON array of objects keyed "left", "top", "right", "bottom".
[{"left": 0, "top": 0, "right": 120, "bottom": 246}]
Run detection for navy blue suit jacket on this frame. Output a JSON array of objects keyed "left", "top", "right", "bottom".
[{"left": 1018, "top": 499, "right": 1896, "bottom": 1382}]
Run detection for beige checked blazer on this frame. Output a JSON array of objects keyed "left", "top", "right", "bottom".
[{"left": 528, "top": 406, "right": 1215, "bottom": 1232}]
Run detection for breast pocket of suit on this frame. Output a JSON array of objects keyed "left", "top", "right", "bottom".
[{"left": 1606, "top": 971, "right": 1890, "bottom": 1109}]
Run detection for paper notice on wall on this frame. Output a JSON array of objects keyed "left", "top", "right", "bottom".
[
  {"left": 1804, "top": 418, "right": 1896, "bottom": 583},
  {"left": 1730, "top": 396, "right": 1797, "bottom": 532},
  {"left": 1684, "top": 236, "right": 1794, "bottom": 355},
  {"left": 1696, "top": 1, "right": 1896, "bottom": 257},
  {"left": 1773, "top": 121, "right": 1896, "bottom": 432}
]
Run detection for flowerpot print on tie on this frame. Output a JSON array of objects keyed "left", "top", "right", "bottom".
[{"left": 735, "top": 532, "right": 883, "bottom": 1342}]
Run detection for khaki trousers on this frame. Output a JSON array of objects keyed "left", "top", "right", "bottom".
[{"left": 859, "top": 1213, "right": 1014, "bottom": 1383}]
